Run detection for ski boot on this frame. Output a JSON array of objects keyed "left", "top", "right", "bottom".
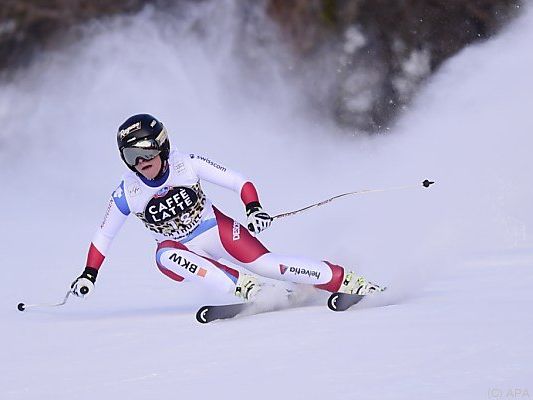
[
  {"left": 234, "top": 274, "right": 261, "bottom": 301},
  {"left": 339, "top": 271, "right": 385, "bottom": 295}
]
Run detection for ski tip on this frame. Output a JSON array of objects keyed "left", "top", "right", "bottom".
[
  {"left": 327, "top": 293, "right": 343, "bottom": 312},
  {"left": 422, "top": 179, "right": 435, "bottom": 188},
  {"left": 17, "top": 302, "right": 26, "bottom": 312},
  {"left": 327, "top": 292, "right": 366, "bottom": 312},
  {"left": 196, "top": 306, "right": 210, "bottom": 324}
]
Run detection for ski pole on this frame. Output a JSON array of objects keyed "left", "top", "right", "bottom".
[
  {"left": 272, "top": 179, "right": 435, "bottom": 220},
  {"left": 17, "top": 290, "right": 74, "bottom": 312}
]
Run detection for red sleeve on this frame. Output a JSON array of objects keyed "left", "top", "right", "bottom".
[
  {"left": 86, "top": 243, "right": 105, "bottom": 270},
  {"left": 240, "top": 181, "right": 260, "bottom": 205}
]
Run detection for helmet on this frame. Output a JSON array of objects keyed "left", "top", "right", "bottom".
[{"left": 117, "top": 114, "right": 170, "bottom": 171}]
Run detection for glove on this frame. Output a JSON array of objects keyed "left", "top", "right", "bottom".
[
  {"left": 71, "top": 267, "right": 98, "bottom": 297},
  {"left": 246, "top": 201, "right": 273, "bottom": 235}
]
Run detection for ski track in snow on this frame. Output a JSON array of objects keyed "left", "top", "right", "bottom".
[{"left": 2, "top": 2, "right": 533, "bottom": 399}]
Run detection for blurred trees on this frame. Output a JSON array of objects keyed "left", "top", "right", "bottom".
[
  {"left": 267, "top": 0, "right": 521, "bottom": 130},
  {"left": 0, "top": 0, "right": 149, "bottom": 71},
  {"left": 0, "top": 0, "right": 521, "bottom": 131}
]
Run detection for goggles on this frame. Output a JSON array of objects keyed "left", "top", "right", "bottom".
[{"left": 122, "top": 139, "right": 161, "bottom": 167}]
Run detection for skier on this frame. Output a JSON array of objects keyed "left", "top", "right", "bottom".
[{"left": 70, "top": 114, "right": 383, "bottom": 301}]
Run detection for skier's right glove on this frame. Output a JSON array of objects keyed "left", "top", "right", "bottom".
[
  {"left": 71, "top": 267, "right": 98, "bottom": 297},
  {"left": 246, "top": 201, "right": 273, "bottom": 235}
]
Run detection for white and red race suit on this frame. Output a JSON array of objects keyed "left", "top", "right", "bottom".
[{"left": 86, "top": 149, "right": 345, "bottom": 294}]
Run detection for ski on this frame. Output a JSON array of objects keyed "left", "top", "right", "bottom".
[
  {"left": 327, "top": 292, "right": 365, "bottom": 312},
  {"left": 327, "top": 286, "right": 387, "bottom": 311},
  {"left": 196, "top": 289, "right": 385, "bottom": 322},
  {"left": 196, "top": 303, "right": 250, "bottom": 323},
  {"left": 196, "top": 289, "right": 299, "bottom": 323}
]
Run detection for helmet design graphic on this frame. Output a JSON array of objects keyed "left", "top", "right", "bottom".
[{"left": 117, "top": 114, "right": 170, "bottom": 171}]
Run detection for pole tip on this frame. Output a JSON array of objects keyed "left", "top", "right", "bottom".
[
  {"left": 422, "top": 179, "right": 435, "bottom": 188},
  {"left": 17, "top": 303, "right": 26, "bottom": 312}
]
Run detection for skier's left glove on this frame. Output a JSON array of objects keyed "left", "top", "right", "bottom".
[
  {"left": 246, "top": 202, "right": 273, "bottom": 235},
  {"left": 71, "top": 267, "right": 98, "bottom": 297}
]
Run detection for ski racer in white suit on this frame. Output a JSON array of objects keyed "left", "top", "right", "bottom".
[{"left": 71, "top": 114, "right": 383, "bottom": 300}]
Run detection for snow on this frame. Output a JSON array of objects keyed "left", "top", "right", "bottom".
[
  {"left": 343, "top": 25, "right": 367, "bottom": 55},
  {"left": 0, "top": 20, "right": 16, "bottom": 36},
  {"left": 2, "top": 1, "right": 533, "bottom": 399},
  {"left": 392, "top": 47, "right": 431, "bottom": 100}
]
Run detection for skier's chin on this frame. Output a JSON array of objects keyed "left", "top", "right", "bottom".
[{"left": 137, "top": 163, "right": 158, "bottom": 179}]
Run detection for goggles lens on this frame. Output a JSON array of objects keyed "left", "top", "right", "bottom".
[{"left": 122, "top": 146, "right": 161, "bottom": 167}]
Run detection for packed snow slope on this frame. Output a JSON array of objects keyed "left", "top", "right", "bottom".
[{"left": 1, "top": 2, "right": 532, "bottom": 399}]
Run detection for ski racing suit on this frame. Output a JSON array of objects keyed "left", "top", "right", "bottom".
[{"left": 86, "top": 149, "right": 346, "bottom": 295}]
